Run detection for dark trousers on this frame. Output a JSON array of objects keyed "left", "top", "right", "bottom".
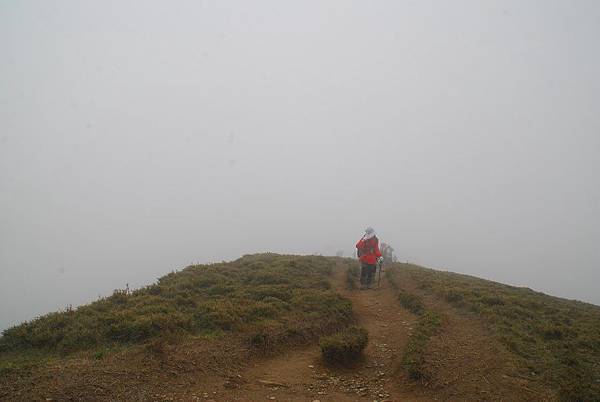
[{"left": 360, "top": 263, "right": 377, "bottom": 287}]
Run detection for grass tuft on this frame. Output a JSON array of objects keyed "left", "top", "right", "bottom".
[
  {"left": 319, "top": 326, "right": 368, "bottom": 364},
  {"left": 345, "top": 265, "right": 359, "bottom": 290},
  {"left": 401, "top": 311, "right": 441, "bottom": 380},
  {"left": 397, "top": 290, "right": 425, "bottom": 316}
]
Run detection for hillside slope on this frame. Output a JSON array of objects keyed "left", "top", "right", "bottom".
[
  {"left": 0, "top": 254, "right": 355, "bottom": 400},
  {"left": 387, "top": 263, "right": 600, "bottom": 401},
  {"left": 1, "top": 255, "right": 598, "bottom": 401}
]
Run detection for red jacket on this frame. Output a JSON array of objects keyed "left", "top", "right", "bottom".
[{"left": 356, "top": 236, "right": 382, "bottom": 265}]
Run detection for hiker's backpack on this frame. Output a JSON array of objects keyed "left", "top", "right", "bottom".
[{"left": 357, "top": 237, "right": 377, "bottom": 257}]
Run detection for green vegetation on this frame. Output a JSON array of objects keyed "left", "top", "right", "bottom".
[
  {"left": 0, "top": 254, "right": 353, "bottom": 363},
  {"left": 319, "top": 326, "right": 368, "bottom": 363},
  {"left": 386, "top": 267, "right": 425, "bottom": 314},
  {"left": 345, "top": 264, "right": 359, "bottom": 290},
  {"left": 397, "top": 290, "right": 425, "bottom": 316},
  {"left": 386, "top": 268, "right": 441, "bottom": 380},
  {"left": 392, "top": 263, "right": 600, "bottom": 402},
  {"left": 401, "top": 311, "right": 441, "bottom": 380}
]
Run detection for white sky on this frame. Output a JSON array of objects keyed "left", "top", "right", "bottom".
[{"left": 1, "top": 0, "right": 599, "bottom": 331}]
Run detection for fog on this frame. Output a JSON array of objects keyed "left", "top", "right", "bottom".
[{"left": 1, "top": 1, "right": 599, "bottom": 331}]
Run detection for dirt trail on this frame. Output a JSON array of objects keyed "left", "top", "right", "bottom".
[{"left": 189, "top": 263, "right": 432, "bottom": 402}]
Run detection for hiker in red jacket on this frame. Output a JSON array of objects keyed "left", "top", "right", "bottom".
[{"left": 356, "top": 227, "right": 383, "bottom": 289}]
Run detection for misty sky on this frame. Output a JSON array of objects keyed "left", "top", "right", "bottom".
[{"left": 1, "top": 1, "right": 599, "bottom": 331}]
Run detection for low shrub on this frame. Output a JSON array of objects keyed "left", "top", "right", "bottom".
[
  {"left": 401, "top": 311, "right": 441, "bottom": 379},
  {"left": 444, "top": 290, "right": 464, "bottom": 304},
  {"left": 346, "top": 265, "right": 359, "bottom": 290},
  {"left": 397, "top": 290, "right": 425, "bottom": 315},
  {"left": 320, "top": 326, "right": 368, "bottom": 363}
]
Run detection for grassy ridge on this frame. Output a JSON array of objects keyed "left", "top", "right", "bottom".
[
  {"left": 0, "top": 254, "right": 353, "bottom": 363},
  {"left": 395, "top": 263, "right": 600, "bottom": 402}
]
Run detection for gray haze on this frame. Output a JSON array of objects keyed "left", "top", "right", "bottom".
[{"left": 1, "top": 1, "right": 599, "bottom": 331}]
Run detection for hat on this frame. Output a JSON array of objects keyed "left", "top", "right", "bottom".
[{"left": 364, "top": 227, "right": 376, "bottom": 239}]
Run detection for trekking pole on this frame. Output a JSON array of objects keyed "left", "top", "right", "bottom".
[{"left": 377, "top": 261, "right": 382, "bottom": 288}]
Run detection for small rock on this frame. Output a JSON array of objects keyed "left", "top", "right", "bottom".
[
  {"left": 308, "top": 365, "right": 315, "bottom": 368},
  {"left": 258, "top": 379, "right": 288, "bottom": 388}
]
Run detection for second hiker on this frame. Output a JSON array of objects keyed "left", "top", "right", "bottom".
[{"left": 356, "top": 227, "right": 383, "bottom": 289}]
